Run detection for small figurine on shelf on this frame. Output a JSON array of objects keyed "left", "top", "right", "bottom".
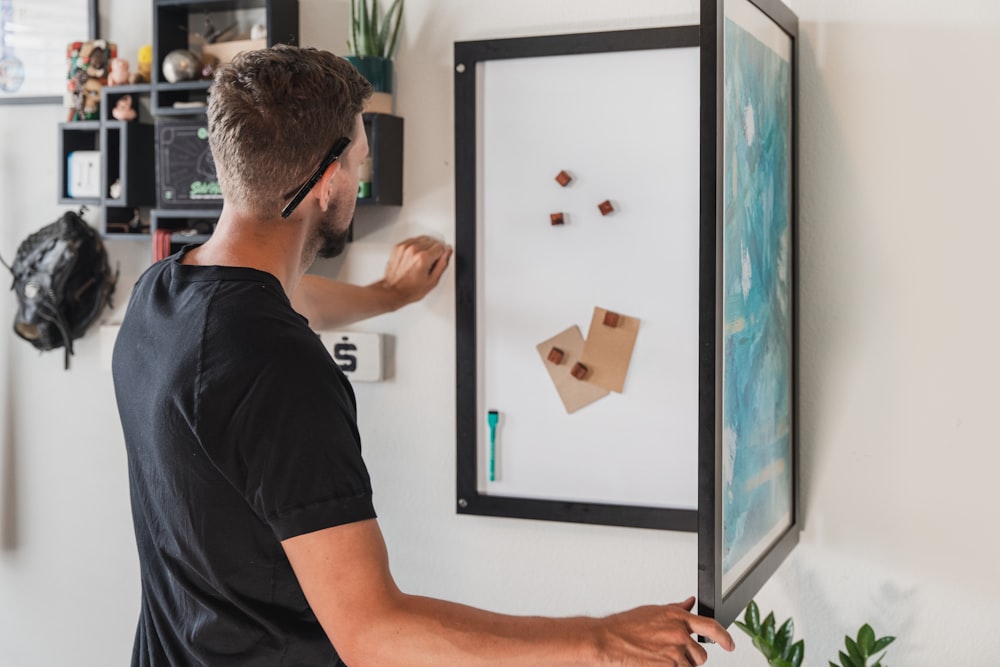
[
  {"left": 65, "top": 39, "right": 117, "bottom": 120},
  {"left": 109, "top": 178, "right": 123, "bottom": 200},
  {"left": 76, "top": 40, "right": 113, "bottom": 80},
  {"left": 108, "top": 58, "right": 130, "bottom": 86},
  {"left": 112, "top": 93, "right": 137, "bottom": 121},
  {"left": 129, "top": 44, "right": 152, "bottom": 84},
  {"left": 69, "top": 71, "right": 103, "bottom": 120}
]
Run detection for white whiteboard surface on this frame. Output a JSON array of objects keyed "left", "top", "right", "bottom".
[{"left": 476, "top": 46, "right": 701, "bottom": 510}]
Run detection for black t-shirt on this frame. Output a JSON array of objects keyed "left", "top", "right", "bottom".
[{"left": 113, "top": 250, "right": 375, "bottom": 666}]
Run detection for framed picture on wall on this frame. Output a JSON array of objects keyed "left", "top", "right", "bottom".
[
  {"left": 0, "top": 0, "right": 97, "bottom": 104},
  {"left": 454, "top": 26, "right": 705, "bottom": 532},
  {"left": 697, "top": 0, "right": 800, "bottom": 629}
]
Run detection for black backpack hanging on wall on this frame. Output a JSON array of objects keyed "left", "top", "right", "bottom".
[{"left": 2, "top": 209, "right": 117, "bottom": 369}]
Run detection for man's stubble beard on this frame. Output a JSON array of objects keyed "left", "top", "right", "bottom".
[{"left": 308, "top": 187, "right": 357, "bottom": 262}]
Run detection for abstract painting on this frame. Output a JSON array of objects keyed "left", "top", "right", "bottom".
[
  {"left": 720, "top": 0, "right": 794, "bottom": 594},
  {"left": 698, "top": 0, "right": 798, "bottom": 629}
]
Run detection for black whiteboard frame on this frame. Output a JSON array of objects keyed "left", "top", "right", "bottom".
[
  {"left": 697, "top": 0, "right": 801, "bottom": 629},
  {"left": 454, "top": 26, "right": 701, "bottom": 532}
]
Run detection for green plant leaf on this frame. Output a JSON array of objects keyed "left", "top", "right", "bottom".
[
  {"left": 348, "top": 0, "right": 405, "bottom": 58},
  {"left": 839, "top": 650, "right": 861, "bottom": 667},
  {"left": 734, "top": 620, "right": 752, "bottom": 637},
  {"left": 358, "top": 0, "right": 372, "bottom": 55},
  {"left": 371, "top": 0, "right": 382, "bottom": 51},
  {"left": 762, "top": 612, "right": 776, "bottom": 644},
  {"left": 754, "top": 636, "right": 777, "bottom": 661},
  {"left": 387, "top": 0, "right": 405, "bottom": 59},
  {"left": 872, "top": 636, "right": 896, "bottom": 653},
  {"left": 845, "top": 636, "right": 864, "bottom": 664},
  {"left": 770, "top": 659, "right": 793, "bottom": 667},
  {"left": 745, "top": 600, "right": 761, "bottom": 633},
  {"left": 788, "top": 640, "right": 804, "bottom": 667},
  {"left": 380, "top": 0, "right": 404, "bottom": 59},
  {"left": 375, "top": 0, "right": 393, "bottom": 55},
  {"left": 774, "top": 618, "right": 794, "bottom": 656},
  {"left": 348, "top": 0, "right": 358, "bottom": 53},
  {"left": 857, "top": 624, "right": 875, "bottom": 656}
]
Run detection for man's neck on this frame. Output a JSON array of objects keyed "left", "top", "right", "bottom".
[{"left": 181, "top": 205, "right": 310, "bottom": 298}]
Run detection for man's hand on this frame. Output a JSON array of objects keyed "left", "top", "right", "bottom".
[
  {"left": 375, "top": 235, "right": 453, "bottom": 310},
  {"left": 291, "top": 235, "right": 452, "bottom": 330},
  {"left": 598, "top": 597, "right": 735, "bottom": 666}
]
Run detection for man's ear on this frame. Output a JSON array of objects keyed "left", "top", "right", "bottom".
[{"left": 316, "top": 161, "right": 343, "bottom": 212}]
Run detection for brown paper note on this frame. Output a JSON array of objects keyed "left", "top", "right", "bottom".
[
  {"left": 536, "top": 326, "right": 610, "bottom": 414},
  {"left": 578, "top": 307, "right": 640, "bottom": 394}
]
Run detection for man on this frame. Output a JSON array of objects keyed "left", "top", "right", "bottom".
[{"left": 112, "top": 45, "right": 734, "bottom": 666}]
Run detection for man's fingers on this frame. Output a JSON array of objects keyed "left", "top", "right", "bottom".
[
  {"left": 396, "top": 237, "right": 451, "bottom": 265},
  {"left": 429, "top": 246, "right": 454, "bottom": 279},
  {"left": 667, "top": 598, "right": 734, "bottom": 652},
  {"left": 399, "top": 235, "right": 439, "bottom": 253},
  {"left": 674, "top": 596, "right": 696, "bottom": 612},
  {"left": 686, "top": 615, "right": 735, "bottom": 651},
  {"left": 686, "top": 638, "right": 710, "bottom": 665},
  {"left": 412, "top": 241, "right": 452, "bottom": 276}
]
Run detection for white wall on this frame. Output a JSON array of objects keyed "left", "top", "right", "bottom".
[{"left": 1, "top": 0, "right": 997, "bottom": 664}]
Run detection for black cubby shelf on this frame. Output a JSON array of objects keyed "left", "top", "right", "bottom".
[
  {"left": 152, "top": 0, "right": 299, "bottom": 115},
  {"left": 101, "top": 83, "right": 153, "bottom": 121},
  {"left": 101, "top": 121, "right": 156, "bottom": 208},
  {"left": 58, "top": 85, "right": 159, "bottom": 238},
  {"left": 151, "top": 207, "right": 221, "bottom": 260},
  {"left": 358, "top": 113, "right": 403, "bottom": 207},
  {"left": 100, "top": 85, "right": 157, "bottom": 238},
  {"left": 103, "top": 207, "right": 153, "bottom": 239},
  {"left": 58, "top": 121, "right": 102, "bottom": 207}
]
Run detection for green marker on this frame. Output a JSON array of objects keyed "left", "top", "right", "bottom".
[{"left": 487, "top": 410, "right": 499, "bottom": 482}]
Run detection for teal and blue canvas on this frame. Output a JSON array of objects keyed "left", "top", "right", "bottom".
[{"left": 721, "top": 10, "right": 793, "bottom": 592}]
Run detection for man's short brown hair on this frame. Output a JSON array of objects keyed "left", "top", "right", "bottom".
[{"left": 207, "top": 45, "right": 373, "bottom": 218}]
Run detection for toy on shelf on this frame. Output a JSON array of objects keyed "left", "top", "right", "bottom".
[
  {"left": 108, "top": 58, "right": 130, "bottom": 86},
  {"left": 112, "top": 93, "right": 137, "bottom": 121},
  {"left": 66, "top": 39, "right": 118, "bottom": 121},
  {"left": 130, "top": 44, "right": 152, "bottom": 84}
]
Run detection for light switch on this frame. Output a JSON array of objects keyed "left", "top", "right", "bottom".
[{"left": 318, "top": 331, "right": 384, "bottom": 382}]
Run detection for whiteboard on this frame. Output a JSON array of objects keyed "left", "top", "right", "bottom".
[{"left": 456, "top": 29, "right": 703, "bottom": 525}]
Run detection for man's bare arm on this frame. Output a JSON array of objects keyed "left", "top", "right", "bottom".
[
  {"left": 282, "top": 519, "right": 735, "bottom": 667},
  {"left": 291, "top": 236, "right": 452, "bottom": 330}
]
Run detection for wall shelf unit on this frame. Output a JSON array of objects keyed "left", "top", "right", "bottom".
[{"left": 56, "top": 0, "right": 406, "bottom": 255}]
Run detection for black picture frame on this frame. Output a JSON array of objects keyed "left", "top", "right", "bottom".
[
  {"left": 697, "top": 0, "right": 800, "bottom": 629},
  {"left": 0, "top": 0, "right": 98, "bottom": 105},
  {"left": 454, "top": 26, "right": 702, "bottom": 532}
]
